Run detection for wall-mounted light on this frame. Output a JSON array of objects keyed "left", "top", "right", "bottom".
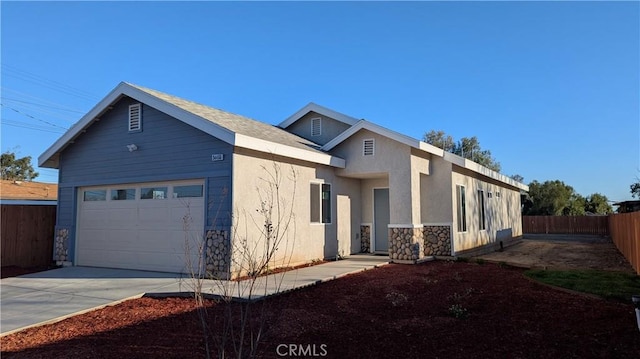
[{"left": 126, "top": 144, "right": 138, "bottom": 152}]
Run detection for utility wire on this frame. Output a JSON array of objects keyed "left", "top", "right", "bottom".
[
  {"left": 1, "top": 103, "right": 69, "bottom": 130},
  {"left": 2, "top": 119, "right": 67, "bottom": 134},
  {"left": 1, "top": 64, "right": 99, "bottom": 102}
]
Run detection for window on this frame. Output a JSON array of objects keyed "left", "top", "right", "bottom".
[
  {"left": 456, "top": 185, "right": 466, "bottom": 232},
  {"left": 310, "top": 182, "right": 331, "bottom": 223},
  {"left": 496, "top": 192, "right": 501, "bottom": 198},
  {"left": 173, "top": 185, "right": 203, "bottom": 198},
  {"left": 311, "top": 117, "right": 321, "bottom": 137},
  {"left": 141, "top": 187, "right": 167, "bottom": 199},
  {"left": 478, "top": 190, "right": 486, "bottom": 230},
  {"left": 84, "top": 189, "right": 106, "bottom": 201},
  {"left": 128, "top": 103, "right": 142, "bottom": 132},
  {"left": 363, "top": 139, "right": 375, "bottom": 156},
  {"left": 111, "top": 189, "right": 135, "bottom": 200}
]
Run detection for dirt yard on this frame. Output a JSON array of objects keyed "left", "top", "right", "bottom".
[
  {"left": 476, "top": 236, "right": 634, "bottom": 272},
  {"left": 2, "top": 261, "right": 639, "bottom": 358}
]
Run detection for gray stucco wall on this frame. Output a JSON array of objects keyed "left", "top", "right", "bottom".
[
  {"left": 421, "top": 156, "right": 453, "bottom": 223},
  {"left": 451, "top": 166, "right": 523, "bottom": 253},
  {"left": 284, "top": 111, "right": 351, "bottom": 146},
  {"left": 231, "top": 149, "right": 361, "bottom": 275}
]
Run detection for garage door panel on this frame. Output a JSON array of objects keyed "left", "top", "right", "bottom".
[{"left": 77, "top": 180, "right": 206, "bottom": 273}]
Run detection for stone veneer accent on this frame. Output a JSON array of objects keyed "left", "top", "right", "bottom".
[
  {"left": 54, "top": 228, "right": 69, "bottom": 262},
  {"left": 360, "top": 225, "right": 371, "bottom": 253},
  {"left": 423, "top": 225, "right": 452, "bottom": 256},
  {"left": 205, "top": 229, "right": 230, "bottom": 278},
  {"left": 389, "top": 227, "right": 424, "bottom": 261}
]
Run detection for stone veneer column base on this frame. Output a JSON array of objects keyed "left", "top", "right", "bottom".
[
  {"left": 423, "top": 225, "right": 452, "bottom": 256},
  {"left": 388, "top": 225, "right": 424, "bottom": 261},
  {"left": 205, "top": 229, "right": 230, "bottom": 279},
  {"left": 54, "top": 227, "right": 70, "bottom": 265},
  {"left": 360, "top": 224, "right": 371, "bottom": 253}
]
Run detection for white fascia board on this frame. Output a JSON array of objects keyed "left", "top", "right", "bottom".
[
  {"left": 38, "top": 82, "right": 236, "bottom": 168},
  {"left": 234, "top": 134, "right": 346, "bottom": 168},
  {"left": 278, "top": 102, "right": 360, "bottom": 129},
  {"left": 444, "top": 152, "right": 529, "bottom": 191},
  {"left": 39, "top": 83, "right": 128, "bottom": 168}
]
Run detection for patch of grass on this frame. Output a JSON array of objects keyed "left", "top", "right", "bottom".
[
  {"left": 524, "top": 269, "right": 640, "bottom": 303},
  {"left": 455, "top": 256, "right": 469, "bottom": 263},
  {"left": 475, "top": 258, "right": 486, "bottom": 265}
]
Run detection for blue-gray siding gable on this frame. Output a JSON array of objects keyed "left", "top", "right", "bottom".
[{"left": 59, "top": 96, "right": 232, "bottom": 186}]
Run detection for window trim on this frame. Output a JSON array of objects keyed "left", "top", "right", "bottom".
[
  {"left": 310, "top": 181, "right": 332, "bottom": 224},
  {"left": 456, "top": 185, "right": 467, "bottom": 232},
  {"left": 478, "top": 189, "right": 486, "bottom": 230}
]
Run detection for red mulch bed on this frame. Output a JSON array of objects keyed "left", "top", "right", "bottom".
[{"left": 2, "top": 261, "right": 639, "bottom": 358}]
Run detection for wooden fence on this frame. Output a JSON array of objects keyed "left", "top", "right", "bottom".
[
  {"left": 609, "top": 212, "right": 640, "bottom": 275},
  {"left": 522, "top": 215, "right": 609, "bottom": 236},
  {"left": 1, "top": 204, "right": 56, "bottom": 268}
]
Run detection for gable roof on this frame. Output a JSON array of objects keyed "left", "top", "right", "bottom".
[
  {"left": 39, "top": 82, "right": 345, "bottom": 169},
  {"left": 278, "top": 102, "right": 360, "bottom": 129},
  {"left": 322, "top": 120, "right": 529, "bottom": 191},
  {"left": 0, "top": 180, "right": 58, "bottom": 200}
]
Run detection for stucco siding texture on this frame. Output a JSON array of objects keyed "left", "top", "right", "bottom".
[
  {"left": 450, "top": 169, "right": 523, "bottom": 253},
  {"left": 230, "top": 150, "right": 361, "bottom": 274},
  {"left": 421, "top": 156, "right": 453, "bottom": 224}
]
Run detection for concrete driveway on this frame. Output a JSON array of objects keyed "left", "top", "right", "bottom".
[
  {"left": 1, "top": 255, "right": 390, "bottom": 336},
  {"left": 0, "top": 267, "right": 189, "bottom": 335}
]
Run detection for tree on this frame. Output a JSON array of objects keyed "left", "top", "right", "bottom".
[
  {"left": 524, "top": 180, "right": 576, "bottom": 216},
  {"left": 510, "top": 174, "right": 525, "bottom": 183},
  {"left": 585, "top": 193, "right": 613, "bottom": 215},
  {"left": 0, "top": 151, "right": 39, "bottom": 181},
  {"left": 423, "top": 131, "right": 501, "bottom": 172},
  {"left": 423, "top": 130, "right": 455, "bottom": 152},
  {"left": 631, "top": 179, "right": 640, "bottom": 199}
]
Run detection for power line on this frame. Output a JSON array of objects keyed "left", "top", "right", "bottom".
[
  {"left": 1, "top": 64, "right": 99, "bottom": 102},
  {"left": 2, "top": 119, "right": 67, "bottom": 134},
  {"left": 0, "top": 96, "right": 84, "bottom": 114},
  {"left": 1, "top": 103, "right": 69, "bottom": 130}
]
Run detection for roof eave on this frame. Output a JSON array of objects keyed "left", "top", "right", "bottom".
[{"left": 39, "top": 82, "right": 237, "bottom": 169}]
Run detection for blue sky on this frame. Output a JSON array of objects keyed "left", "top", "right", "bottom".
[{"left": 2, "top": 1, "right": 638, "bottom": 203}]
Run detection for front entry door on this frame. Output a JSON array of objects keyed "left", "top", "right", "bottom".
[{"left": 374, "top": 188, "right": 390, "bottom": 252}]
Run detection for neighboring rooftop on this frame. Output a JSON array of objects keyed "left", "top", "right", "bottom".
[{"left": 0, "top": 180, "right": 58, "bottom": 201}]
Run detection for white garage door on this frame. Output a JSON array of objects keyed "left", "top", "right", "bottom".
[{"left": 77, "top": 180, "right": 205, "bottom": 273}]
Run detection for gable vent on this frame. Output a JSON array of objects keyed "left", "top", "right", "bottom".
[
  {"left": 128, "top": 103, "right": 142, "bottom": 132},
  {"left": 311, "top": 117, "right": 321, "bottom": 137},
  {"left": 363, "top": 139, "right": 375, "bottom": 156}
]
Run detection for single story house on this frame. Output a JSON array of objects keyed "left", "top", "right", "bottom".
[{"left": 39, "top": 82, "right": 528, "bottom": 277}]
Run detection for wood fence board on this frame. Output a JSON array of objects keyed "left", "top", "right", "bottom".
[{"left": 1, "top": 205, "right": 56, "bottom": 268}]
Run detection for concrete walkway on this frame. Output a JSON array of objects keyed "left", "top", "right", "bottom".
[{"left": 0, "top": 254, "right": 389, "bottom": 335}]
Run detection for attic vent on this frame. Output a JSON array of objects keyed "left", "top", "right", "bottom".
[
  {"left": 363, "top": 139, "right": 375, "bottom": 156},
  {"left": 311, "top": 117, "right": 321, "bottom": 137},
  {"left": 128, "top": 103, "right": 142, "bottom": 132}
]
